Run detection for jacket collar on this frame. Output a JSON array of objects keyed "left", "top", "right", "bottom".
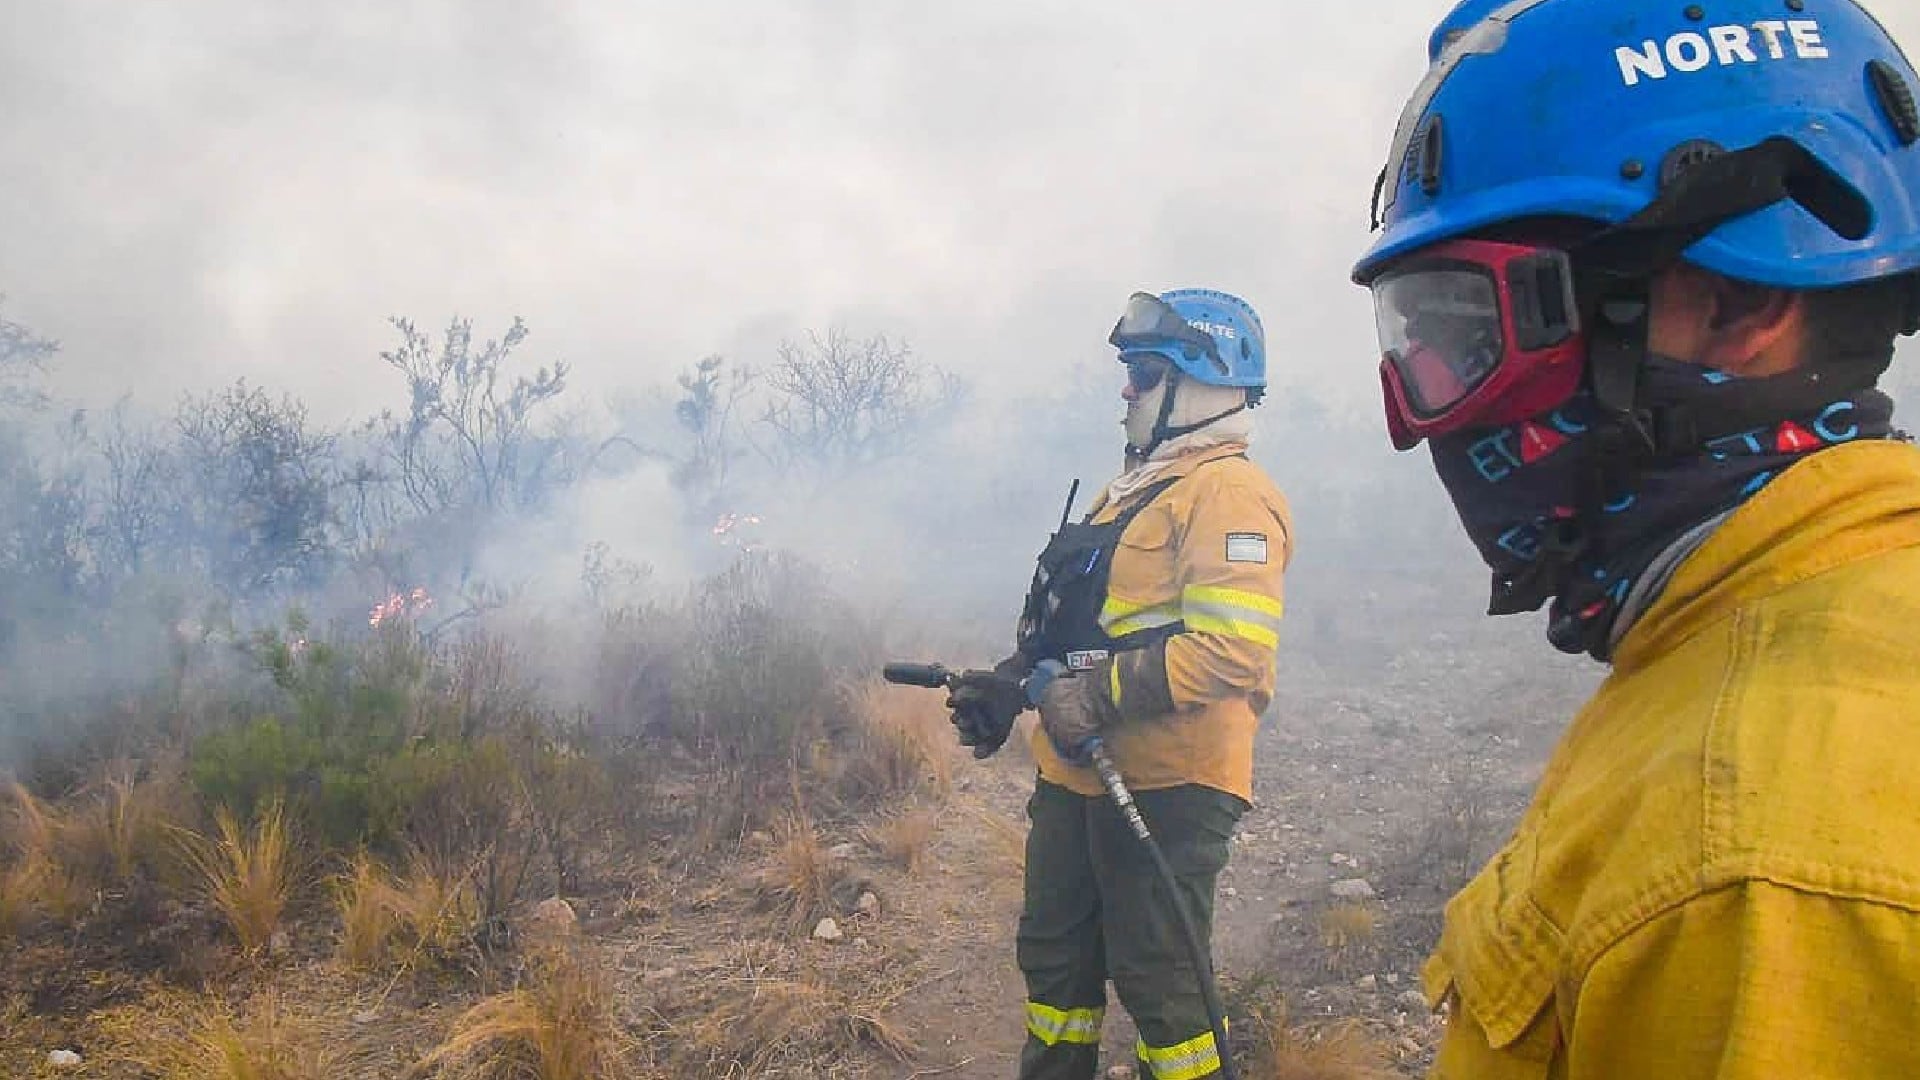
[
  {"left": 1093, "top": 440, "right": 1248, "bottom": 515},
  {"left": 1614, "top": 440, "right": 1920, "bottom": 671}
]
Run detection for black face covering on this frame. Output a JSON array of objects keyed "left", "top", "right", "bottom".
[{"left": 1430, "top": 356, "right": 1896, "bottom": 660}]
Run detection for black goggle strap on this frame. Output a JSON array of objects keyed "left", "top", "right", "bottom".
[
  {"left": 1570, "top": 134, "right": 1882, "bottom": 457},
  {"left": 1578, "top": 136, "right": 1871, "bottom": 284}
]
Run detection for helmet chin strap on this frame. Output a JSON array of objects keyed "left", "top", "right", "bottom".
[{"left": 1125, "top": 372, "right": 1250, "bottom": 463}]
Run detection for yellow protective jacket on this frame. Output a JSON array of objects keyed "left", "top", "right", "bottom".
[
  {"left": 1427, "top": 440, "right": 1920, "bottom": 1079},
  {"left": 1028, "top": 441, "right": 1293, "bottom": 803}
]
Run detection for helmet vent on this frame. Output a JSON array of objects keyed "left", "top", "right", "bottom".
[
  {"left": 1403, "top": 114, "right": 1445, "bottom": 197},
  {"left": 1418, "top": 114, "right": 1446, "bottom": 196},
  {"left": 1659, "top": 140, "right": 1726, "bottom": 191},
  {"left": 1868, "top": 60, "right": 1920, "bottom": 148}
]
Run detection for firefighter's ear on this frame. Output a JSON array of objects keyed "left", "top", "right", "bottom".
[{"left": 1649, "top": 264, "right": 1804, "bottom": 378}]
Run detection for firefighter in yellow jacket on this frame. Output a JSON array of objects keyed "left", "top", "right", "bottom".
[
  {"left": 947, "top": 288, "right": 1292, "bottom": 1079},
  {"left": 1352, "top": 1, "right": 1920, "bottom": 1075}
]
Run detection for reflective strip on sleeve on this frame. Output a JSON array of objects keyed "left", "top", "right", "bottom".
[
  {"left": 1180, "top": 584, "right": 1284, "bottom": 649},
  {"left": 1026, "top": 1001, "right": 1104, "bottom": 1046},
  {"left": 1100, "top": 597, "right": 1182, "bottom": 639},
  {"left": 1137, "top": 1027, "right": 1224, "bottom": 1079}
]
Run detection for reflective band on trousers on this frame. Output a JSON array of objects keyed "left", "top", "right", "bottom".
[
  {"left": 1180, "top": 584, "right": 1284, "bottom": 649},
  {"left": 1026, "top": 1000, "right": 1104, "bottom": 1046},
  {"left": 1138, "top": 1027, "right": 1223, "bottom": 1079}
]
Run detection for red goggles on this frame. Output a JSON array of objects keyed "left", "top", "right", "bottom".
[{"left": 1369, "top": 238, "right": 1586, "bottom": 450}]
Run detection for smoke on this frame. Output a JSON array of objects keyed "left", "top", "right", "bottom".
[{"left": 4, "top": 1, "right": 1920, "bottom": 765}]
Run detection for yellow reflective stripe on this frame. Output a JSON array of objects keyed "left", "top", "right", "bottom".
[
  {"left": 1183, "top": 584, "right": 1284, "bottom": 619},
  {"left": 1181, "top": 585, "right": 1283, "bottom": 649},
  {"left": 1101, "top": 602, "right": 1181, "bottom": 639},
  {"left": 1109, "top": 659, "right": 1123, "bottom": 705},
  {"left": 1026, "top": 1001, "right": 1104, "bottom": 1046},
  {"left": 1137, "top": 1027, "right": 1223, "bottom": 1079},
  {"left": 1101, "top": 594, "right": 1157, "bottom": 621}
]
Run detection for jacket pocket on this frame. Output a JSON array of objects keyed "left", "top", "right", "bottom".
[{"left": 1425, "top": 837, "right": 1566, "bottom": 1069}]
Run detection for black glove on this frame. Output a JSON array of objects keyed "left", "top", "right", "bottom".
[{"left": 946, "top": 655, "right": 1030, "bottom": 760}]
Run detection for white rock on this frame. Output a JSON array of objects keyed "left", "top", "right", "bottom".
[
  {"left": 47, "top": 1050, "right": 82, "bottom": 1068},
  {"left": 856, "top": 891, "right": 880, "bottom": 915},
  {"left": 1399, "top": 989, "right": 1432, "bottom": 1012},
  {"left": 812, "top": 917, "right": 844, "bottom": 942},
  {"left": 1355, "top": 975, "right": 1378, "bottom": 991},
  {"left": 1329, "top": 853, "right": 1351, "bottom": 866},
  {"left": 1222, "top": 886, "right": 1239, "bottom": 899},
  {"left": 1330, "top": 878, "right": 1377, "bottom": 900},
  {"left": 827, "top": 843, "right": 859, "bottom": 860}
]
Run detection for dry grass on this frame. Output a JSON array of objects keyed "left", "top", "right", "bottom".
[
  {"left": 64, "top": 760, "right": 188, "bottom": 888},
  {"left": 93, "top": 988, "right": 338, "bottom": 1080},
  {"left": 175, "top": 799, "right": 299, "bottom": 956},
  {"left": 1318, "top": 902, "right": 1382, "bottom": 973},
  {"left": 0, "top": 783, "right": 88, "bottom": 934},
  {"left": 866, "top": 807, "right": 940, "bottom": 875},
  {"left": 411, "top": 943, "right": 623, "bottom": 1080},
  {"left": 334, "top": 850, "right": 480, "bottom": 969},
  {"left": 178, "top": 993, "right": 337, "bottom": 1080},
  {"left": 836, "top": 682, "right": 955, "bottom": 804},
  {"left": 1238, "top": 997, "right": 1398, "bottom": 1080},
  {"left": 757, "top": 811, "right": 846, "bottom": 931},
  {"left": 664, "top": 942, "right": 918, "bottom": 1074}
]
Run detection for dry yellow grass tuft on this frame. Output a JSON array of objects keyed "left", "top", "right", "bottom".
[
  {"left": 65, "top": 761, "right": 186, "bottom": 888},
  {"left": 866, "top": 807, "right": 940, "bottom": 875},
  {"left": 1318, "top": 902, "right": 1382, "bottom": 973},
  {"left": 176, "top": 799, "right": 299, "bottom": 956},
  {"left": 334, "top": 850, "right": 479, "bottom": 969},
  {"left": 758, "top": 811, "right": 845, "bottom": 931},
  {"left": 95, "top": 987, "right": 338, "bottom": 1080},
  {"left": 0, "top": 856, "right": 48, "bottom": 937},
  {"left": 178, "top": 993, "right": 336, "bottom": 1080},
  {"left": 667, "top": 943, "right": 918, "bottom": 1074},
  {"left": 411, "top": 943, "right": 623, "bottom": 1080},
  {"left": 1239, "top": 997, "right": 1399, "bottom": 1080},
  {"left": 0, "top": 783, "right": 87, "bottom": 934},
  {"left": 336, "top": 853, "right": 403, "bottom": 967},
  {"left": 838, "top": 681, "right": 955, "bottom": 803}
]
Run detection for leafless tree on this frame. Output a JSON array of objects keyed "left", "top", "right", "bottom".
[
  {"left": 172, "top": 381, "right": 336, "bottom": 595},
  {"left": 0, "top": 298, "right": 56, "bottom": 410},
  {"left": 672, "top": 354, "right": 755, "bottom": 512},
  {"left": 95, "top": 402, "right": 176, "bottom": 579},
  {"left": 372, "top": 316, "right": 570, "bottom": 516},
  {"left": 758, "top": 330, "right": 957, "bottom": 476}
]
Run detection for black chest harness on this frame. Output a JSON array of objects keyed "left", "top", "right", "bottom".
[{"left": 1016, "top": 465, "right": 1222, "bottom": 672}]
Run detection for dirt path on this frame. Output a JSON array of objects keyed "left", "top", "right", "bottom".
[{"left": 883, "top": 619, "right": 1598, "bottom": 1079}]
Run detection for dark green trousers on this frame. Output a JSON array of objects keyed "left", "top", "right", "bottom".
[{"left": 1016, "top": 778, "right": 1246, "bottom": 1080}]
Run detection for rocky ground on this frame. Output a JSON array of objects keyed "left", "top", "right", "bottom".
[{"left": 886, "top": 612, "right": 1600, "bottom": 1079}]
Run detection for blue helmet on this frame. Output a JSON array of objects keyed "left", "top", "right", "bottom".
[
  {"left": 1355, "top": 0, "right": 1920, "bottom": 289},
  {"left": 1110, "top": 288, "right": 1267, "bottom": 389},
  {"left": 1426, "top": 0, "right": 1507, "bottom": 63}
]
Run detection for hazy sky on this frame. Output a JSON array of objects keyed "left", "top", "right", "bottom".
[{"left": 4, "top": 1, "right": 1919, "bottom": 425}]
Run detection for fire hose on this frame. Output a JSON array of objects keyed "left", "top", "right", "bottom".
[{"left": 882, "top": 661, "right": 1240, "bottom": 1080}]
